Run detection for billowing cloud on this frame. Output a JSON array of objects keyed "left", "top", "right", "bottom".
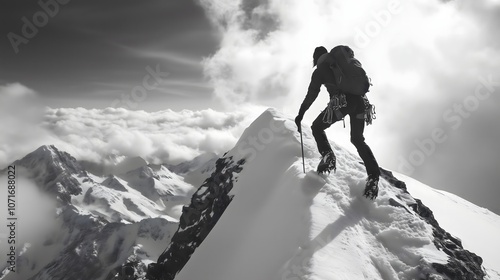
[
  {"left": 0, "top": 83, "right": 56, "bottom": 169},
  {"left": 0, "top": 81, "right": 265, "bottom": 169},
  {"left": 0, "top": 103, "right": 265, "bottom": 170},
  {"left": 198, "top": 0, "right": 500, "bottom": 121},
  {"left": 42, "top": 106, "right": 266, "bottom": 166}
]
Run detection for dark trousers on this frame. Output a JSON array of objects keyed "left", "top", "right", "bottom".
[{"left": 311, "top": 95, "right": 380, "bottom": 177}]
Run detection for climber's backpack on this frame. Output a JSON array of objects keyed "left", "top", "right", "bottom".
[{"left": 329, "top": 45, "right": 371, "bottom": 95}]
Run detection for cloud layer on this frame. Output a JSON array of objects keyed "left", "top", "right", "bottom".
[
  {"left": 0, "top": 85, "right": 264, "bottom": 169},
  {"left": 41, "top": 106, "right": 262, "bottom": 166}
]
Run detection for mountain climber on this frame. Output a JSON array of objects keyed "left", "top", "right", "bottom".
[{"left": 294, "top": 46, "right": 380, "bottom": 199}]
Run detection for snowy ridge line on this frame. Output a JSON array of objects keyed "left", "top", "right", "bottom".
[
  {"left": 146, "top": 156, "right": 245, "bottom": 280},
  {"left": 379, "top": 168, "right": 485, "bottom": 279}
]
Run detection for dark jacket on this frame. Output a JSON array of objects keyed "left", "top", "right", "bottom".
[{"left": 298, "top": 53, "right": 340, "bottom": 117}]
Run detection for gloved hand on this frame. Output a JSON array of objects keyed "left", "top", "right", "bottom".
[{"left": 294, "top": 115, "right": 303, "bottom": 133}]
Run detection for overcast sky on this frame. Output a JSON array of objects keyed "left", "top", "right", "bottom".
[{"left": 1, "top": 0, "right": 500, "bottom": 214}]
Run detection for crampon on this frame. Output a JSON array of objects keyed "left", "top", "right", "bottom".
[
  {"left": 317, "top": 151, "right": 336, "bottom": 174},
  {"left": 363, "top": 175, "right": 379, "bottom": 200}
]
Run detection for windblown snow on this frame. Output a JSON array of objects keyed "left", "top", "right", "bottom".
[{"left": 0, "top": 108, "right": 499, "bottom": 280}]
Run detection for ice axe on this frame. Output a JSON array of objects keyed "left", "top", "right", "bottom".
[{"left": 299, "top": 126, "right": 305, "bottom": 173}]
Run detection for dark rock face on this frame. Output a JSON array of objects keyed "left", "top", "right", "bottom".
[
  {"left": 146, "top": 156, "right": 245, "bottom": 280},
  {"left": 13, "top": 145, "right": 87, "bottom": 203},
  {"left": 102, "top": 176, "right": 128, "bottom": 192},
  {"left": 380, "top": 168, "right": 485, "bottom": 280}
]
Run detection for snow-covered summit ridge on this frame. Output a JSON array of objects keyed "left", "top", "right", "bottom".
[{"left": 150, "top": 108, "right": 497, "bottom": 280}]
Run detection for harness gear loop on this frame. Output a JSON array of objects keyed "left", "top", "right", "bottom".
[
  {"left": 363, "top": 95, "right": 376, "bottom": 126},
  {"left": 322, "top": 93, "right": 347, "bottom": 124}
]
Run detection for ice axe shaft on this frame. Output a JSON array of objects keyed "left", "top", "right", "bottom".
[{"left": 300, "top": 127, "right": 305, "bottom": 173}]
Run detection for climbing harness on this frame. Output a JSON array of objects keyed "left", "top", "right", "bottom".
[
  {"left": 322, "top": 93, "right": 347, "bottom": 125},
  {"left": 323, "top": 94, "right": 376, "bottom": 127}
]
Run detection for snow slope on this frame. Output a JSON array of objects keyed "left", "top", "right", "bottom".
[{"left": 174, "top": 108, "right": 498, "bottom": 280}]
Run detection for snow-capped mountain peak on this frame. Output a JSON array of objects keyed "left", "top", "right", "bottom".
[{"left": 12, "top": 145, "right": 88, "bottom": 203}]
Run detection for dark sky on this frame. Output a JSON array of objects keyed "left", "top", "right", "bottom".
[{"left": 0, "top": 0, "right": 220, "bottom": 111}]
